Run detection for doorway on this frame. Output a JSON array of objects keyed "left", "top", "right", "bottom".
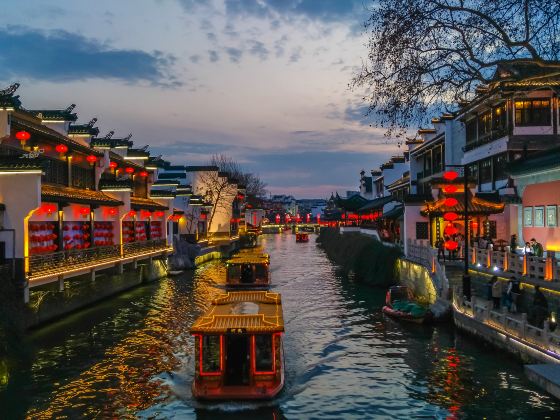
[{"left": 225, "top": 335, "right": 250, "bottom": 386}]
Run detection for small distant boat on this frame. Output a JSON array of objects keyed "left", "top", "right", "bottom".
[
  {"left": 382, "top": 286, "right": 432, "bottom": 324},
  {"left": 295, "top": 233, "right": 309, "bottom": 243},
  {"left": 226, "top": 249, "right": 270, "bottom": 289},
  {"left": 190, "top": 291, "right": 285, "bottom": 400}
]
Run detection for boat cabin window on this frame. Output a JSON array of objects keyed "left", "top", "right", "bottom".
[
  {"left": 255, "top": 264, "right": 267, "bottom": 280},
  {"left": 254, "top": 335, "right": 274, "bottom": 372},
  {"left": 240, "top": 264, "right": 254, "bottom": 283},
  {"left": 202, "top": 335, "right": 221, "bottom": 373},
  {"left": 228, "top": 264, "right": 241, "bottom": 279}
]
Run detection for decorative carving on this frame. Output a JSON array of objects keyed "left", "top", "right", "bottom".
[{"left": 0, "top": 83, "right": 20, "bottom": 97}]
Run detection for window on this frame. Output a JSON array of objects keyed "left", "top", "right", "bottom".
[
  {"left": 514, "top": 99, "right": 551, "bottom": 126},
  {"left": 254, "top": 335, "right": 274, "bottom": 372},
  {"left": 201, "top": 335, "right": 221, "bottom": 373},
  {"left": 493, "top": 154, "right": 508, "bottom": 181},
  {"left": 534, "top": 206, "right": 545, "bottom": 227},
  {"left": 547, "top": 206, "right": 557, "bottom": 227},
  {"left": 480, "top": 158, "right": 492, "bottom": 184},
  {"left": 492, "top": 103, "right": 507, "bottom": 131},
  {"left": 416, "top": 222, "right": 429, "bottom": 240},
  {"left": 467, "top": 163, "right": 478, "bottom": 184},
  {"left": 478, "top": 111, "right": 492, "bottom": 137},
  {"left": 524, "top": 207, "right": 533, "bottom": 227},
  {"left": 465, "top": 118, "right": 477, "bottom": 144}
]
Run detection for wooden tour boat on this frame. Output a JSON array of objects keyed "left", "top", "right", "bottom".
[
  {"left": 190, "top": 291, "right": 285, "bottom": 400},
  {"left": 295, "top": 233, "right": 309, "bottom": 243},
  {"left": 382, "top": 286, "right": 432, "bottom": 324},
  {"left": 226, "top": 250, "right": 270, "bottom": 289}
]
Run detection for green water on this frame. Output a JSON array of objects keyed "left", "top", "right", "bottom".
[{"left": 0, "top": 234, "right": 558, "bottom": 419}]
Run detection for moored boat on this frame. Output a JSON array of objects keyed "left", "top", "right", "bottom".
[
  {"left": 382, "top": 286, "right": 432, "bottom": 324},
  {"left": 225, "top": 249, "right": 270, "bottom": 289},
  {"left": 295, "top": 233, "right": 309, "bottom": 243},
  {"left": 190, "top": 291, "right": 285, "bottom": 400}
]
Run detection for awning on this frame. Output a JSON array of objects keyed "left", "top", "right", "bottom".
[
  {"left": 41, "top": 184, "right": 123, "bottom": 206},
  {"left": 130, "top": 196, "right": 168, "bottom": 211}
]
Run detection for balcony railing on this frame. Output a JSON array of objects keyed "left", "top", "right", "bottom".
[
  {"left": 28, "top": 239, "right": 169, "bottom": 279},
  {"left": 463, "top": 128, "right": 509, "bottom": 152}
]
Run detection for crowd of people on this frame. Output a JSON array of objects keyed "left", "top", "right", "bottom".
[{"left": 509, "top": 234, "right": 544, "bottom": 257}]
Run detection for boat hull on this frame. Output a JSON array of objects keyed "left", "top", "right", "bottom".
[
  {"left": 192, "top": 379, "right": 284, "bottom": 400},
  {"left": 382, "top": 305, "right": 425, "bottom": 324}
]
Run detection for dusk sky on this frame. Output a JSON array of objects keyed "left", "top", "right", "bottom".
[{"left": 1, "top": 0, "right": 401, "bottom": 198}]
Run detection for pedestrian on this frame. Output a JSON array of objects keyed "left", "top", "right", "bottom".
[
  {"left": 510, "top": 234, "right": 517, "bottom": 254},
  {"left": 531, "top": 285, "right": 549, "bottom": 329},
  {"left": 506, "top": 277, "right": 521, "bottom": 313},
  {"left": 491, "top": 275, "right": 502, "bottom": 309},
  {"left": 436, "top": 237, "right": 445, "bottom": 262},
  {"left": 531, "top": 238, "right": 544, "bottom": 258}
]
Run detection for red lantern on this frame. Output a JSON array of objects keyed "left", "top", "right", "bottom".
[
  {"left": 139, "top": 171, "right": 148, "bottom": 177},
  {"left": 86, "top": 155, "right": 98, "bottom": 164},
  {"left": 444, "top": 197, "right": 459, "bottom": 207},
  {"left": 445, "top": 240, "right": 459, "bottom": 251},
  {"left": 443, "top": 185, "right": 458, "bottom": 194},
  {"left": 443, "top": 212, "right": 459, "bottom": 222},
  {"left": 15, "top": 130, "right": 31, "bottom": 142},
  {"left": 444, "top": 224, "right": 459, "bottom": 236},
  {"left": 128, "top": 210, "right": 136, "bottom": 217},
  {"left": 125, "top": 167, "right": 135, "bottom": 174},
  {"left": 443, "top": 170, "right": 458, "bottom": 181},
  {"left": 154, "top": 211, "right": 164, "bottom": 217},
  {"left": 80, "top": 207, "right": 89, "bottom": 217},
  {"left": 55, "top": 144, "right": 69, "bottom": 154},
  {"left": 109, "top": 161, "right": 118, "bottom": 169},
  {"left": 108, "top": 208, "right": 117, "bottom": 216}
]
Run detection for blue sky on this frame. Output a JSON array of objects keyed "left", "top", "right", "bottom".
[{"left": 1, "top": 0, "right": 400, "bottom": 198}]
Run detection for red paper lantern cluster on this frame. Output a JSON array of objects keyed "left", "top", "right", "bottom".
[
  {"left": 442, "top": 169, "right": 460, "bottom": 251},
  {"left": 94, "top": 221, "right": 114, "bottom": 246},
  {"left": 443, "top": 170, "right": 458, "bottom": 181},
  {"left": 154, "top": 210, "right": 164, "bottom": 218}
]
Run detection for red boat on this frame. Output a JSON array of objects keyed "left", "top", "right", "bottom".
[
  {"left": 382, "top": 286, "right": 431, "bottom": 324},
  {"left": 190, "top": 291, "right": 285, "bottom": 400},
  {"left": 295, "top": 233, "right": 309, "bottom": 243}
]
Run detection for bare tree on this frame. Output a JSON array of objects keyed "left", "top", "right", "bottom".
[
  {"left": 210, "top": 154, "right": 267, "bottom": 198},
  {"left": 352, "top": 0, "right": 560, "bottom": 136}
]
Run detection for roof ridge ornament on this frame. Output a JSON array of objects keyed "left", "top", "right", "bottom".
[
  {"left": 0, "top": 83, "right": 20, "bottom": 97},
  {"left": 103, "top": 130, "right": 115, "bottom": 139},
  {"left": 64, "top": 104, "right": 76, "bottom": 113},
  {"left": 86, "top": 117, "right": 97, "bottom": 127},
  {"left": 124, "top": 133, "right": 132, "bottom": 141}
]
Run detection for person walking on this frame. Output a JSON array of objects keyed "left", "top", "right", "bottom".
[
  {"left": 531, "top": 286, "right": 549, "bottom": 328},
  {"left": 510, "top": 234, "right": 517, "bottom": 254},
  {"left": 505, "top": 277, "right": 521, "bottom": 313},
  {"left": 491, "top": 276, "right": 502, "bottom": 310},
  {"left": 436, "top": 237, "right": 445, "bottom": 262}
]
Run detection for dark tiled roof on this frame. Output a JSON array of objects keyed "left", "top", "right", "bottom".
[
  {"left": 335, "top": 193, "right": 369, "bottom": 212},
  {"left": 125, "top": 148, "right": 150, "bottom": 159},
  {"left": 185, "top": 165, "right": 219, "bottom": 172},
  {"left": 90, "top": 138, "right": 133, "bottom": 148},
  {"left": 382, "top": 205, "right": 404, "bottom": 219},
  {"left": 158, "top": 172, "right": 186, "bottom": 179},
  {"left": 130, "top": 197, "right": 168, "bottom": 210},
  {"left": 507, "top": 147, "right": 560, "bottom": 176},
  {"left": 98, "top": 179, "right": 133, "bottom": 191},
  {"left": 421, "top": 192, "right": 504, "bottom": 216},
  {"left": 358, "top": 195, "right": 394, "bottom": 212},
  {"left": 163, "top": 164, "right": 185, "bottom": 171},
  {"left": 150, "top": 189, "right": 176, "bottom": 198},
  {"left": 42, "top": 184, "right": 123, "bottom": 206},
  {"left": 12, "top": 117, "right": 103, "bottom": 157},
  {"left": 29, "top": 104, "right": 78, "bottom": 122},
  {"left": 68, "top": 118, "right": 99, "bottom": 136},
  {"left": 153, "top": 180, "right": 180, "bottom": 186},
  {"left": 0, "top": 83, "right": 22, "bottom": 109},
  {"left": 0, "top": 157, "right": 45, "bottom": 172}
]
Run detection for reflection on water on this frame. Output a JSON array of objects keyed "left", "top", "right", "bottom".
[{"left": 0, "top": 233, "right": 558, "bottom": 419}]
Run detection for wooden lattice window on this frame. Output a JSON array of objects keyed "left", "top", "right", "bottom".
[{"left": 416, "top": 222, "right": 429, "bottom": 240}]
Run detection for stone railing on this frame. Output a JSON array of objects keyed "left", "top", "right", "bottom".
[
  {"left": 406, "top": 239, "right": 449, "bottom": 298},
  {"left": 453, "top": 287, "right": 560, "bottom": 359},
  {"left": 470, "top": 246, "right": 560, "bottom": 282}
]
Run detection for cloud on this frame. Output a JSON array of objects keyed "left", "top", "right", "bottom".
[
  {"left": 289, "top": 46, "right": 303, "bottom": 63},
  {"left": 225, "top": 47, "right": 243, "bottom": 63},
  {"left": 208, "top": 50, "right": 219, "bottom": 62},
  {"left": 344, "top": 104, "right": 374, "bottom": 126},
  {"left": 189, "top": 54, "right": 201, "bottom": 63},
  {"left": 0, "top": 26, "right": 180, "bottom": 87},
  {"left": 248, "top": 40, "right": 269, "bottom": 60},
  {"left": 206, "top": 32, "right": 217, "bottom": 42},
  {"left": 224, "top": 0, "right": 367, "bottom": 23}
]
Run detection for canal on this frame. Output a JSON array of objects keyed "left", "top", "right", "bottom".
[{"left": 1, "top": 233, "right": 558, "bottom": 419}]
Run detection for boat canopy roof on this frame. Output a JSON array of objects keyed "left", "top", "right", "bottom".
[
  {"left": 190, "top": 291, "right": 284, "bottom": 334},
  {"left": 226, "top": 250, "right": 269, "bottom": 265}
]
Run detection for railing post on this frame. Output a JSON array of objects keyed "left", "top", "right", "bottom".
[
  {"left": 520, "top": 313, "right": 527, "bottom": 339},
  {"left": 522, "top": 254, "right": 528, "bottom": 276},
  {"left": 543, "top": 320, "right": 550, "bottom": 345},
  {"left": 471, "top": 296, "right": 477, "bottom": 319},
  {"left": 545, "top": 256, "right": 554, "bottom": 281},
  {"left": 503, "top": 251, "right": 509, "bottom": 272}
]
